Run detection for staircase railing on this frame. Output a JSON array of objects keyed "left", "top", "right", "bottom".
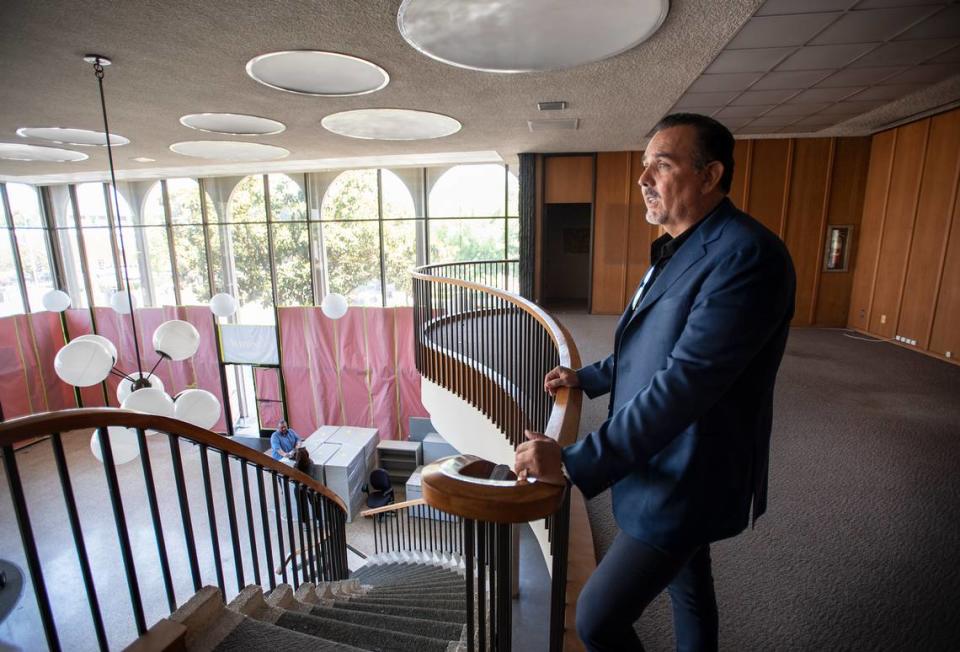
[
  {"left": 411, "top": 261, "right": 592, "bottom": 652},
  {"left": 0, "top": 408, "right": 349, "bottom": 652},
  {"left": 361, "top": 498, "right": 464, "bottom": 557}
]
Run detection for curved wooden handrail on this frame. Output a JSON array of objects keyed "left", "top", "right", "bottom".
[
  {"left": 360, "top": 497, "right": 426, "bottom": 518},
  {"left": 412, "top": 268, "right": 580, "bottom": 375},
  {"left": 420, "top": 455, "right": 565, "bottom": 524},
  {"left": 415, "top": 258, "right": 518, "bottom": 273},
  {"left": 0, "top": 408, "right": 347, "bottom": 512}
]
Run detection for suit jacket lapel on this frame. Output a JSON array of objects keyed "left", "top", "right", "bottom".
[{"left": 623, "top": 204, "right": 734, "bottom": 332}]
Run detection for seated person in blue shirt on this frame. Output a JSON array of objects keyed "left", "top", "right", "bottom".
[{"left": 270, "top": 419, "right": 301, "bottom": 466}]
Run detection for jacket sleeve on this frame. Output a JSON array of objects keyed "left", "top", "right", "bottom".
[
  {"left": 563, "top": 243, "right": 795, "bottom": 498},
  {"left": 576, "top": 355, "right": 616, "bottom": 399}
]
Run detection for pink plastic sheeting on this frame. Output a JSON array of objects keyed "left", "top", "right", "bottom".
[
  {"left": 254, "top": 367, "right": 283, "bottom": 429},
  {"left": 0, "top": 312, "right": 75, "bottom": 419},
  {"left": 278, "top": 307, "right": 428, "bottom": 441}
]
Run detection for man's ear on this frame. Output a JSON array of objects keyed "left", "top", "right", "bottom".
[{"left": 702, "top": 161, "right": 724, "bottom": 194}]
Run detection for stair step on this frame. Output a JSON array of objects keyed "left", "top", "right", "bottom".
[
  {"left": 269, "top": 610, "right": 453, "bottom": 652},
  {"left": 214, "top": 617, "right": 365, "bottom": 651},
  {"left": 345, "top": 595, "right": 467, "bottom": 610},
  {"left": 308, "top": 603, "right": 465, "bottom": 642},
  {"left": 367, "top": 589, "right": 466, "bottom": 600},
  {"left": 330, "top": 599, "right": 467, "bottom": 624}
]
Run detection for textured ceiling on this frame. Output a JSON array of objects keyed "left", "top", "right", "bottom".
[{"left": 1, "top": 0, "right": 957, "bottom": 183}]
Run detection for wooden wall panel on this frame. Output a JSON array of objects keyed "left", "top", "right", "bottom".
[
  {"left": 815, "top": 137, "right": 872, "bottom": 327},
  {"left": 848, "top": 130, "right": 896, "bottom": 331},
  {"left": 591, "top": 153, "right": 632, "bottom": 314},
  {"left": 897, "top": 111, "right": 960, "bottom": 348},
  {"left": 929, "top": 192, "right": 960, "bottom": 358},
  {"left": 729, "top": 139, "right": 752, "bottom": 209},
  {"left": 783, "top": 138, "right": 833, "bottom": 326},
  {"left": 544, "top": 156, "right": 594, "bottom": 204},
  {"left": 745, "top": 139, "right": 791, "bottom": 235},
  {"left": 867, "top": 119, "right": 930, "bottom": 338}
]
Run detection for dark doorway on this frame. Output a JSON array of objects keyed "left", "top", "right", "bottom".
[{"left": 540, "top": 203, "right": 591, "bottom": 310}]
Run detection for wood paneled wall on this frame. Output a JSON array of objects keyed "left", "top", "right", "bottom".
[
  {"left": 591, "top": 136, "right": 871, "bottom": 326},
  {"left": 848, "top": 107, "right": 960, "bottom": 364}
]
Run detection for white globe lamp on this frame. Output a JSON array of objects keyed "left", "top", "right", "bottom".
[
  {"left": 54, "top": 340, "right": 113, "bottom": 387},
  {"left": 321, "top": 292, "right": 348, "bottom": 320},
  {"left": 209, "top": 293, "right": 237, "bottom": 317},
  {"left": 109, "top": 290, "right": 137, "bottom": 314},
  {"left": 116, "top": 372, "right": 165, "bottom": 404},
  {"left": 122, "top": 387, "right": 175, "bottom": 418},
  {"left": 90, "top": 426, "right": 140, "bottom": 465},
  {"left": 42, "top": 289, "right": 71, "bottom": 312},
  {"left": 174, "top": 389, "right": 221, "bottom": 429},
  {"left": 153, "top": 320, "right": 200, "bottom": 361},
  {"left": 72, "top": 334, "right": 118, "bottom": 365}
]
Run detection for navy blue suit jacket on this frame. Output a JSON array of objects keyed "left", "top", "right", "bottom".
[{"left": 562, "top": 198, "right": 796, "bottom": 550}]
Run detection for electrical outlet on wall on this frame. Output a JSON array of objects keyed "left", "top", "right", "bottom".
[{"left": 880, "top": 314, "right": 887, "bottom": 324}]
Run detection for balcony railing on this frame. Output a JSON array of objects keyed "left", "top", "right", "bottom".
[
  {"left": 0, "top": 409, "right": 348, "bottom": 652},
  {"left": 411, "top": 260, "right": 591, "bottom": 652}
]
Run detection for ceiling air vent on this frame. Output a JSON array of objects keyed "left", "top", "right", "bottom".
[
  {"left": 537, "top": 101, "right": 568, "bottom": 111},
  {"left": 528, "top": 118, "right": 580, "bottom": 132}
]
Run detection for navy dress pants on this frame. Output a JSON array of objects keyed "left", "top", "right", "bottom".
[{"left": 575, "top": 531, "right": 719, "bottom": 651}]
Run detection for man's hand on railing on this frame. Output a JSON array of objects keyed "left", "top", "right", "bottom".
[
  {"left": 514, "top": 430, "right": 567, "bottom": 487},
  {"left": 544, "top": 366, "right": 579, "bottom": 397}
]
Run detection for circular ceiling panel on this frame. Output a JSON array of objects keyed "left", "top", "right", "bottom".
[
  {"left": 180, "top": 113, "right": 286, "bottom": 135},
  {"left": 169, "top": 140, "right": 289, "bottom": 161},
  {"left": 321, "top": 109, "right": 461, "bottom": 140},
  {"left": 0, "top": 143, "right": 88, "bottom": 162},
  {"left": 16, "top": 127, "right": 130, "bottom": 146},
  {"left": 246, "top": 51, "right": 390, "bottom": 96},
  {"left": 398, "top": 0, "right": 670, "bottom": 72}
]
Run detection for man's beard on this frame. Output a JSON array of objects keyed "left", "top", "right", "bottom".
[{"left": 644, "top": 193, "right": 668, "bottom": 226}]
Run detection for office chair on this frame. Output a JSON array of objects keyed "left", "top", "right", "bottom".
[{"left": 362, "top": 468, "right": 395, "bottom": 511}]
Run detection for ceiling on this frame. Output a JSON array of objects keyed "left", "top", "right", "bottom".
[{"left": 1, "top": 0, "right": 958, "bottom": 184}]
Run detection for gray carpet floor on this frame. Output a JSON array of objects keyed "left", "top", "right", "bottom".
[{"left": 554, "top": 314, "right": 960, "bottom": 652}]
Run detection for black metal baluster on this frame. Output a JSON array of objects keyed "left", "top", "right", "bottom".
[
  {"left": 302, "top": 487, "right": 316, "bottom": 583},
  {"left": 497, "top": 523, "right": 512, "bottom": 652},
  {"left": 373, "top": 510, "right": 379, "bottom": 555},
  {"left": 477, "top": 521, "right": 486, "bottom": 652},
  {"left": 96, "top": 427, "right": 147, "bottom": 634},
  {"left": 282, "top": 478, "right": 299, "bottom": 588},
  {"left": 220, "top": 451, "right": 244, "bottom": 591},
  {"left": 135, "top": 428, "right": 176, "bottom": 613},
  {"left": 465, "top": 519, "right": 475, "bottom": 652},
  {"left": 257, "top": 468, "right": 275, "bottom": 590},
  {"left": 49, "top": 433, "right": 108, "bottom": 651},
  {"left": 312, "top": 493, "right": 326, "bottom": 581},
  {"left": 169, "top": 435, "right": 202, "bottom": 590},
  {"left": 549, "top": 492, "right": 571, "bottom": 652},
  {"left": 240, "top": 461, "right": 261, "bottom": 586},
  {"left": 272, "top": 472, "right": 287, "bottom": 585},
  {"left": 3, "top": 444, "right": 61, "bottom": 652},
  {"left": 198, "top": 444, "right": 226, "bottom": 596}
]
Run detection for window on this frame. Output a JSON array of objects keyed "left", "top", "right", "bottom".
[
  {"left": 76, "top": 182, "right": 117, "bottom": 306},
  {"left": 0, "top": 193, "right": 24, "bottom": 316},
  {"left": 227, "top": 177, "right": 272, "bottom": 323},
  {"left": 269, "top": 174, "right": 311, "bottom": 306},
  {"left": 7, "top": 183, "right": 53, "bottom": 311},
  {"left": 167, "top": 179, "right": 210, "bottom": 304}
]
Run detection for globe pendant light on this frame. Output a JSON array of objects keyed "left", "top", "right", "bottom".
[
  {"left": 42, "top": 289, "right": 71, "bottom": 312},
  {"left": 321, "top": 292, "right": 349, "bottom": 320}
]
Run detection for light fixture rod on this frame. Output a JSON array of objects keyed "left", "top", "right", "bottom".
[{"left": 87, "top": 54, "right": 145, "bottom": 380}]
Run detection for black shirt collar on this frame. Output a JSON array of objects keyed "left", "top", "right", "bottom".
[{"left": 649, "top": 198, "right": 725, "bottom": 264}]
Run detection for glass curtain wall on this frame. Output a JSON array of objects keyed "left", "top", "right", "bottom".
[{"left": 0, "top": 163, "right": 518, "bottom": 319}]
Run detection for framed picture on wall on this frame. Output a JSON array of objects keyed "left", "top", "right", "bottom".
[{"left": 824, "top": 225, "right": 853, "bottom": 272}]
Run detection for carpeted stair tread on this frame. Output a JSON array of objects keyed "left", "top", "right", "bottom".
[
  {"left": 355, "top": 570, "right": 464, "bottom": 586},
  {"left": 366, "top": 589, "right": 466, "bottom": 600},
  {"left": 353, "top": 566, "right": 461, "bottom": 583},
  {"left": 345, "top": 595, "right": 467, "bottom": 610},
  {"left": 212, "top": 616, "right": 365, "bottom": 651},
  {"left": 329, "top": 599, "right": 467, "bottom": 624},
  {"left": 269, "top": 610, "right": 452, "bottom": 652},
  {"left": 307, "top": 603, "right": 464, "bottom": 641}
]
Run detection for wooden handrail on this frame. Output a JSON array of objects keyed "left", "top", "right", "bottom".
[
  {"left": 412, "top": 269, "right": 580, "bottom": 374},
  {"left": 360, "top": 498, "right": 426, "bottom": 518},
  {"left": 420, "top": 455, "right": 565, "bottom": 524},
  {"left": 0, "top": 408, "right": 347, "bottom": 512}
]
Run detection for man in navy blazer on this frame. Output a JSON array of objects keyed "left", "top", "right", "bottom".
[{"left": 516, "top": 113, "right": 796, "bottom": 651}]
